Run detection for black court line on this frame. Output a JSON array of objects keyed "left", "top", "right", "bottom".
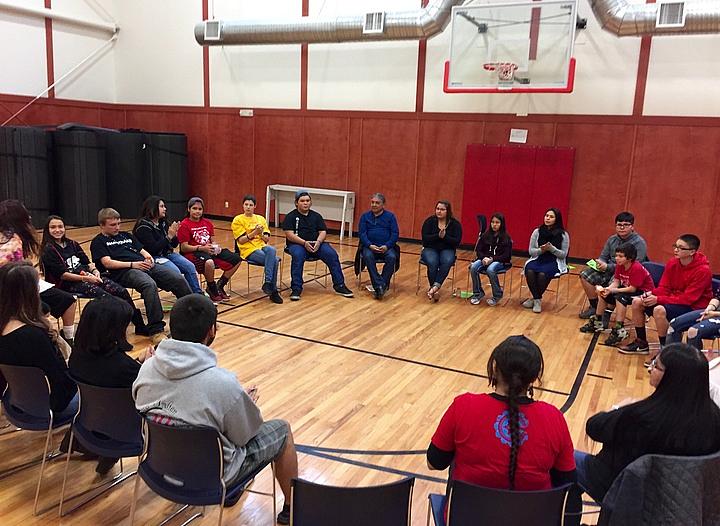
[
  {"left": 295, "top": 445, "right": 446, "bottom": 484},
  {"left": 216, "top": 318, "right": 569, "bottom": 397},
  {"left": 560, "top": 332, "right": 599, "bottom": 413},
  {"left": 298, "top": 445, "right": 425, "bottom": 456},
  {"left": 587, "top": 372, "right": 613, "bottom": 381}
]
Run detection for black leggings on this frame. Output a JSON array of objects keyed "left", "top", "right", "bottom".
[{"left": 525, "top": 269, "right": 553, "bottom": 299}]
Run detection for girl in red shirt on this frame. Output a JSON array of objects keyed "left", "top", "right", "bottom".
[
  {"left": 177, "top": 197, "right": 240, "bottom": 302},
  {"left": 427, "top": 335, "right": 580, "bottom": 524}
]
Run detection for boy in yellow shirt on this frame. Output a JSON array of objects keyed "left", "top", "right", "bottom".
[{"left": 231, "top": 195, "right": 283, "bottom": 304}]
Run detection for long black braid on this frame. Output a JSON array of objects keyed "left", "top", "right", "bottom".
[{"left": 486, "top": 335, "right": 544, "bottom": 491}]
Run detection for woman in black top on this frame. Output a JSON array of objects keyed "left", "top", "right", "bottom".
[
  {"left": 132, "top": 195, "right": 202, "bottom": 294},
  {"left": 0, "top": 261, "right": 77, "bottom": 415},
  {"left": 40, "top": 215, "right": 148, "bottom": 335},
  {"left": 575, "top": 343, "right": 720, "bottom": 502},
  {"left": 0, "top": 200, "right": 77, "bottom": 346},
  {"left": 68, "top": 295, "right": 152, "bottom": 474},
  {"left": 421, "top": 201, "right": 462, "bottom": 302},
  {"left": 69, "top": 295, "right": 151, "bottom": 388}
]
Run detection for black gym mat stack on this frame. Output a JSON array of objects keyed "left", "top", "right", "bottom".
[
  {"left": 0, "top": 126, "right": 53, "bottom": 228},
  {"left": 0, "top": 125, "right": 188, "bottom": 227}
]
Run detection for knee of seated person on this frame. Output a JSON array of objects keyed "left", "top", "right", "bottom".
[
  {"left": 653, "top": 305, "right": 667, "bottom": 318},
  {"left": 205, "top": 259, "right": 215, "bottom": 270},
  {"left": 687, "top": 327, "right": 698, "bottom": 339}
]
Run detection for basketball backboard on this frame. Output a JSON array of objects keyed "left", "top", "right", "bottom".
[{"left": 444, "top": 0, "right": 578, "bottom": 93}]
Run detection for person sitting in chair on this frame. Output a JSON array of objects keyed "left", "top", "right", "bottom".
[
  {"left": 358, "top": 193, "right": 399, "bottom": 300},
  {"left": 282, "top": 191, "right": 354, "bottom": 301},
  {"left": 231, "top": 195, "right": 283, "bottom": 304},
  {"left": 133, "top": 294, "right": 299, "bottom": 524}
]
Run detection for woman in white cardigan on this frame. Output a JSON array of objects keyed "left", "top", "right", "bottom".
[{"left": 522, "top": 208, "right": 570, "bottom": 313}]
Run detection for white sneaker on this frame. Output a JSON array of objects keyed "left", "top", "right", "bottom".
[
  {"left": 532, "top": 299, "right": 542, "bottom": 313},
  {"left": 522, "top": 298, "right": 534, "bottom": 309}
]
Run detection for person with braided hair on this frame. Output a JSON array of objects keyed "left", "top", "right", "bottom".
[{"left": 427, "top": 335, "right": 580, "bottom": 524}]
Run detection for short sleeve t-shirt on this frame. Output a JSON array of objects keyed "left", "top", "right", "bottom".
[
  {"left": 431, "top": 393, "right": 575, "bottom": 490},
  {"left": 177, "top": 217, "right": 214, "bottom": 247},
  {"left": 614, "top": 260, "right": 654, "bottom": 292},
  {"left": 281, "top": 209, "right": 326, "bottom": 242},
  {"left": 231, "top": 214, "right": 270, "bottom": 259},
  {"left": 90, "top": 232, "right": 144, "bottom": 279}
]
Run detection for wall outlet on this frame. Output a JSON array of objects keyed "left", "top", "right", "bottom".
[
  {"left": 239, "top": 109, "right": 254, "bottom": 117},
  {"left": 224, "top": 201, "right": 229, "bottom": 208}
]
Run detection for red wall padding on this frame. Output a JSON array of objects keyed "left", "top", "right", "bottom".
[{"left": 461, "top": 144, "right": 575, "bottom": 251}]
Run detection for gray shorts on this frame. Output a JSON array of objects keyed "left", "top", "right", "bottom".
[
  {"left": 580, "top": 267, "right": 614, "bottom": 287},
  {"left": 231, "top": 419, "right": 289, "bottom": 484}
]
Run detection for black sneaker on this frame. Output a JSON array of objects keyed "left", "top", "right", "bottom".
[
  {"left": 290, "top": 290, "right": 302, "bottom": 301},
  {"left": 270, "top": 290, "right": 284, "bottom": 304},
  {"left": 579, "top": 306, "right": 596, "bottom": 319},
  {"left": 579, "top": 318, "right": 602, "bottom": 333},
  {"left": 374, "top": 285, "right": 385, "bottom": 300},
  {"left": 262, "top": 282, "right": 273, "bottom": 295},
  {"left": 618, "top": 338, "right": 650, "bottom": 355},
  {"left": 334, "top": 284, "right": 354, "bottom": 298},
  {"left": 277, "top": 504, "right": 290, "bottom": 525}
]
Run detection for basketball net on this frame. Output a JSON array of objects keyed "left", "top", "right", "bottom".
[{"left": 483, "top": 62, "right": 519, "bottom": 83}]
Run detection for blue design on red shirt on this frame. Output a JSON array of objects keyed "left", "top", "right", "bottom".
[{"left": 494, "top": 410, "right": 529, "bottom": 447}]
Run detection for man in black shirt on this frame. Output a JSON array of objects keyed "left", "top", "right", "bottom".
[
  {"left": 90, "top": 208, "right": 192, "bottom": 344},
  {"left": 282, "top": 191, "right": 353, "bottom": 301}
]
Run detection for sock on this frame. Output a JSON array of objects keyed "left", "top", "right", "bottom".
[
  {"left": 62, "top": 325, "right": 75, "bottom": 339},
  {"left": 636, "top": 326, "right": 647, "bottom": 341},
  {"left": 589, "top": 298, "right": 598, "bottom": 309},
  {"left": 659, "top": 336, "right": 666, "bottom": 346},
  {"left": 218, "top": 276, "right": 228, "bottom": 289}
]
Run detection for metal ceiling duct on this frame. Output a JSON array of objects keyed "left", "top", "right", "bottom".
[
  {"left": 194, "top": 0, "right": 465, "bottom": 46},
  {"left": 590, "top": 0, "right": 720, "bottom": 36}
]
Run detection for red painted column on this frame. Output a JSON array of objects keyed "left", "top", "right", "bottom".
[
  {"left": 44, "top": 0, "right": 55, "bottom": 98},
  {"left": 202, "top": 0, "right": 210, "bottom": 107},
  {"left": 415, "top": 0, "right": 429, "bottom": 113},
  {"left": 300, "top": 0, "right": 309, "bottom": 110},
  {"left": 633, "top": 0, "right": 655, "bottom": 116}
]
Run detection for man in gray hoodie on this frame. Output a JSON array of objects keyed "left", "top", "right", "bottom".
[{"left": 133, "top": 294, "right": 297, "bottom": 524}]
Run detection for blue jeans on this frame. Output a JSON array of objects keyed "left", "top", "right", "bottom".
[
  {"left": 287, "top": 242, "right": 345, "bottom": 292},
  {"left": 245, "top": 245, "right": 280, "bottom": 289},
  {"left": 56, "top": 392, "right": 80, "bottom": 421},
  {"left": 469, "top": 260, "right": 508, "bottom": 299},
  {"left": 157, "top": 252, "right": 202, "bottom": 294},
  {"left": 421, "top": 248, "right": 455, "bottom": 288},
  {"left": 667, "top": 309, "right": 720, "bottom": 349},
  {"left": 362, "top": 247, "right": 397, "bottom": 290}
]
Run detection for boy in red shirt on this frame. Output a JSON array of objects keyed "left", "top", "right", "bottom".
[
  {"left": 580, "top": 243, "right": 654, "bottom": 346},
  {"left": 620, "top": 234, "right": 713, "bottom": 358}
]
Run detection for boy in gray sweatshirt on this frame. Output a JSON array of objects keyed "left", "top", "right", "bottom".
[{"left": 133, "top": 294, "right": 297, "bottom": 524}]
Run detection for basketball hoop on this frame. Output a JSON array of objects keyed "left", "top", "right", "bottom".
[{"left": 483, "top": 62, "right": 519, "bottom": 82}]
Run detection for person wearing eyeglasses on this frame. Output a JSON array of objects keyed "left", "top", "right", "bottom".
[
  {"left": 665, "top": 283, "right": 720, "bottom": 351},
  {"left": 573, "top": 343, "right": 720, "bottom": 505},
  {"left": 578, "top": 212, "right": 648, "bottom": 323},
  {"left": 619, "top": 234, "right": 713, "bottom": 360}
]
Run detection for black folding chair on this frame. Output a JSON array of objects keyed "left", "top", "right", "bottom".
[
  {"left": 427, "top": 480, "right": 572, "bottom": 526},
  {"left": 58, "top": 381, "right": 143, "bottom": 516},
  {"left": 290, "top": 477, "right": 415, "bottom": 526},
  {"left": 0, "top": 364, "right": 76, "bottom": 515},
  {"left": 129, "top": 418, "right": 277, "bottom": 526}
]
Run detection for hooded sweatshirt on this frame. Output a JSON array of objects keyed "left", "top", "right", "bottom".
[
  {"left": 654, "top": 252, "right": 713, "bottom": 309},
  {"left": 133, "top": 338, "right": 263, "bottom": 482}
]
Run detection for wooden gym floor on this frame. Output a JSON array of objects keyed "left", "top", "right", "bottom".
[{"left": 0, "top": 220, "right": 658, "bottom": 525}]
